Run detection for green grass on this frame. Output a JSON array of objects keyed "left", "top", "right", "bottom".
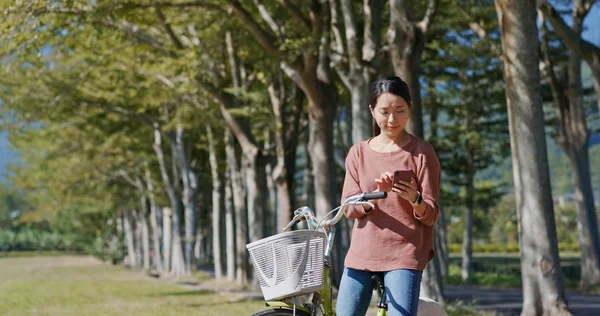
[
  {"left": 445, "top": 264, "right": 522, "bottom": 288},
  {"left": 3, "top": 254, "right": 595, "bottom": 316},
  {"left": 0, "top": 256, "right": 266, "bottom": 316},
  {"left": 446, "top": 252, "right": 600, "bottom": 293},
  {"left": 0, "top": 251, "right": 84, "bottom": 258},
  {"left": 445, "top": 301, "right": 503, "bottom": 316},
  {"left": 0, "top": 255, "right": 499, "bottom": 316}
]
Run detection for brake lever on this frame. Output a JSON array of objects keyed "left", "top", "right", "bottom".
[
  {"left": 282, "top": 212, "right": 313, "bottom": 232},
  {"left": 282, "top": 215, "right": 302, "bottom": 231}
]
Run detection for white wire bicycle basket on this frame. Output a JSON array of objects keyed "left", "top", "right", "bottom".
[{"left": 246, "top": 230, "right": 326, "bottom": 301}]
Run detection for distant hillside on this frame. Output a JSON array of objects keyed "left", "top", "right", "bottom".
[
  {"left": 476, "top": 134, "right": 600, "bottom": 202},
  {"left": 474, "top": 62, "right": 599, "bottom": 199}
]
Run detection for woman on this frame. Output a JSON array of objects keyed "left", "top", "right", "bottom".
[{"left": 336, "top": 76, "right": 441, "bottom": 316}]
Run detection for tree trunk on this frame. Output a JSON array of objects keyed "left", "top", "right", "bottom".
[
  {"left": 162, "top": 207, "right": 172, "bottom": 272},
  {"left": 420, "top": 251, "right": 445, "bottom": 304},
  {"left": 594, "top": 73, "right": 600, "bottom": 115},
  {"left": 564, "top": 6, "right": 600, "bottom": 291},
  {"left": 461, "top": 141, "right": 475, "bottom": 283},
  {"left": 332, "top": 0, "right": 384, "bottom": 144},
  {"left": 173, "top": 124, "right": 199, "bottom": 274},
  {"left": 207, "top": 125, "right": 223, "bottom": 279},
  {"left": 153, "top": 125, "right": 186, "bottom": 277},
  {"left": 133, "top": 209, "right": 143, "bottom": 267},
  {"left": 170, "top": 201, "right": 186, "bottom": 277},
  {"left": 225, "top": 128, "right": 248, "bottom": 284},
  {"left": 570, "top": 147, "right": 600, "bottom": 289},
  {"left": 273, "top": 2, "right": 337, "bottom": 221},
  {"left": 539, "top": 1, "right": 600, "bottom": 115},
  {"left": 226, "top": 0, "right": 338, "bottom": 221},
  {"left": 388, "top": 0, "right": 434, "bottom": 138},
  {"left": 204, "top": 30, "right": 263, "bottom": 284},
  {"left": 270, "top": 72, "right": 336, "bottom": 223},
  {"left": 435, "top": 203, "right": 449, "bottom": 278},
  {"left": 267, "top": 78, "right": 296, "bottom": 232},
  {"left": 298, "top": 87, "right": 336, "bottom": 220},
  {"left": 461, "top": 174, "right": 474, "bottom": 283},
  {"left": 429, "top": 98, "right": 449, "bottom": 278},
  {"left": 273, "top": 161, "right": 292, "bottom": 233},
  {"left": 116, "top": 212, "right": 124, "bottom": 264},
  {"left": 285, "top": 90, "right": 303, "bottom": 214},
  {"left": 141, "top": 208, "right": 150, "bottom": 270},
  {"left": 123, "top": 210, "right": 137, "bottom": 267},
  {"left": 243, "top": 152, "right": 268, "bottom": 291},
  {"left": 495, "top": 0, "right": 571, "bottom": 314},
  {"left": 224, "top": 163, "right": 236, "bottom": 281},
  {"left": 145, "top": 163, "right": 163, "bottom": 272},
  {"left": 302, "top": 129, "right": 315, "bottom": 211},
  {"left": 194, "top": 231, "right": 205, "bottom": 264},
  {"left": 349, "top": 77, "right": 371, "bottom": 142},
  {"left": 540, "top": 8, "right": 600, "bottom": 291},
  {"left": 264, "top": 131, "right": 277, "bottom": 236}
]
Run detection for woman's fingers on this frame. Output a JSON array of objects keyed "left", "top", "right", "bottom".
[
  {"left": 382, "top": 173, "right": 393, "bottom": 184},
  {"left": 396, "top": 179, "right": 416, "bottom": 190},
  {"left": 392, "top": 188, "right": 410, "bottom": 200},
  {"left": 378, "top": 172, "right": 417, "bottom": 193},
  {"left": 376, "top": 176, "right": 392, "bottom": 192},
  {"left": 392, "top": 185, "right": 409, "bottom": 192}
]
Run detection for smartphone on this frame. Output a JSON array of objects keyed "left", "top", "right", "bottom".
[{"left": 393, "top": 169, "right": 415, "bottom": 185}]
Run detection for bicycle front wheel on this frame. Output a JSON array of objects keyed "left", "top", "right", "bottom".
[{"left": 252, "top": 308, "right": 312, "bottom": 316}]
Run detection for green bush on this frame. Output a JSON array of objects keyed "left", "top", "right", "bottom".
[
  {"left": 449, "top": 242, "right": 580, "bottom": 253},
  {"left": 0, "top": 228, "right": 84, "bottom": 252},
  {"left": 0, "top": 230, "right": 16, "bottom": 251},
  {"left": 85, "top": 235, "right": 123, "bottom": 264}
]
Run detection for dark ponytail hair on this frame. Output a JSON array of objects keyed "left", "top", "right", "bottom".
[{"left": 369, "top": 76, "right": 411, "bottom": 136}]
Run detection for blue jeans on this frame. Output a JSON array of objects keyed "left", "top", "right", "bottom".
[{"left": 336, "top": 267, "right": 422, "bottom": 316}]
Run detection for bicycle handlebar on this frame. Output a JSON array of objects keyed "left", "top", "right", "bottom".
[
  {"left": 361, "top": 191, "right": 387, "bottom": 200},
  {"left": 282, "top": 191, "right": 388, "bottom": 232},
  {"left": 326, "top": 191, "right": 387, "bottom": 227}
]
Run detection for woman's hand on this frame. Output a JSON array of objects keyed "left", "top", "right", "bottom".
[
  {"left": 374, "top": 172, "right": 394, "bottom": 192},
  {"left": 366, "top": 172, "right": 394, "bottom": 213},
  {"left": 393, "top": 177, "right": 419, "bottom": 204}
]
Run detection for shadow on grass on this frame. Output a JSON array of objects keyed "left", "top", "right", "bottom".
[
  {"left": 183, "top": 298, "right": 251, "bottom": 308},
  {"left": 151, "top": 289, "right": 213, "bottom": 297}
]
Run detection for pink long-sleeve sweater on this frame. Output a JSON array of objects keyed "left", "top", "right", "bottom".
[{"left": 341, "top": 134, "right": 441, "bottom": 271}]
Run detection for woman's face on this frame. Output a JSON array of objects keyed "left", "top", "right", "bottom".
[{"left": 370, "top": 92, "right": 410, "bottom": 137}]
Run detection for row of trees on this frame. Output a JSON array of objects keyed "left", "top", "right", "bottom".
[{"left": 1, "top": 0, "right": 599, "bottom": 314}]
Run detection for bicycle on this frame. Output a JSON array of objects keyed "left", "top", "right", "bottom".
[{"left": 247, "top": 191, "right": 445, "bottom": 316}]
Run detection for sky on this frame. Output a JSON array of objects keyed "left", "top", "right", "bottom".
[
  {"left": 0, "top": 4, "right": 600, "bottom": 184},
  {"left": 0, "top": 130, "right": 12, "bottom": 183},
  {"left": 559, "top": 2, "right": 600, "bottom": 47}
]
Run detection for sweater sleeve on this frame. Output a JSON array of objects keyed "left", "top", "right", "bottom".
[
  {"left": 341, "top": 145, "right": 369, "bottom": 219},
  {"left": 413, "top": 144, "right": 441, "bottom": 226}
]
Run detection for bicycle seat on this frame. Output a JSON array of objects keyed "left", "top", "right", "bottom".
[
  {"left": 370, "top": 273, "right": 385, "bottom": 294},
  {"left": 371, "top": 273, "right": 387, "bottom": 310}
]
